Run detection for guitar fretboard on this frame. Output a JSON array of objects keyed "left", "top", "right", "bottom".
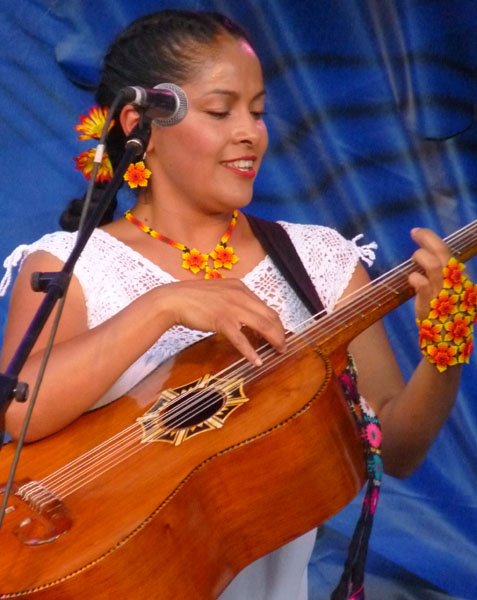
[{"left": 314, "top": 220, "right": 477, "bottom": 354}]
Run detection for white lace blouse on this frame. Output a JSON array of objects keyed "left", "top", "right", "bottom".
[{"left": 0, "top": 220, "right": 376, "bottom": 600}]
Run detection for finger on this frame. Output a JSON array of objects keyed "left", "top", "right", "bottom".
[
  {"left": 410, "top": 228, "right": 451, "bottom": 266},
  {"left": 219, "top": 322, "right": 265, "bottom": 367},
  {"left": 411, "top": 247, "right": 445, "bottom": 296},
  {"left": 215, "top": 280, "right": 287, "bottom": 351},
  {"left": 409, "top": 271, "right": 432, "bottom": 294},
  {"left": 216, "top": 305, "right": 287, "bottom": 358},
  {"left": 408, "top": 271, "right": 434, "bottom": 320},
  {"left": 168, "top": 279, "right": 287, "bottom": 362},
  {"left": 241, "top": 308, "right": 287, "bottom": 353}
]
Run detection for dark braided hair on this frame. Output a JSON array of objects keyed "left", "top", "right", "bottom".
[{"left": 61, "top": 9, "right": 252, "bottom": 231}]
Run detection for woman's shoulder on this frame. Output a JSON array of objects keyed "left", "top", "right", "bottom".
[
  {"left": 0, "top": 229, "right": 130, "bottom": 298},
  {"left": 277, "top": 219, "right": 357, "bottom": 260},
  {"left": 277, "top": 219, "right": 343, "bottom": 239},
  {"left": 2, "top": 228, "right": 121, "bottom": 271},
  {"left": 277, "top": 219, "right": 377, "bottom": 267},
  {"left": 275, "top": 219, "right": 377, "bottom": 311},
  {"left": 22, "top": 229, "right": 77, "bottom": 253},
  {"left": 9, "top": 227, "right": 138, "bottom": 263}
]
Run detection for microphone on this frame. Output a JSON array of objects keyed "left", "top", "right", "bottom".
[{"left": 121, "top": 83, "right": 188, "bottom": 127}]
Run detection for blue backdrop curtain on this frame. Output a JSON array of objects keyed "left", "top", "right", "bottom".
[{"left": 0, "top": 1, "right": 475, "bottom": 598}]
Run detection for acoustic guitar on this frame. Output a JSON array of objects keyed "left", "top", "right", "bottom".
[{"left": 0, "top": 221, "right": 475, "bottom": 599}]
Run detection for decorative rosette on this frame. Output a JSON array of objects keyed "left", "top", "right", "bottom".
[
  {"left": 204, "top": 267, "right": 224, "bottom": 279},
  {"left": 210, "top": 244, "right": 239, "bottom": 270},
  {"left": 181, "top": 249, "right": 209, "bottom": 275},
  {"left": 123, "top": 161, "right": 151, "bottom": 188}
]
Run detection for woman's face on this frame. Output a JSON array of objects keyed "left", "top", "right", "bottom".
[{"left": 146, "top": 35, "right": 268, "bottom": 215}]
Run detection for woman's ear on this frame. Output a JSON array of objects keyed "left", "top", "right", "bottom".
[
  {"left": 119, "top": 104, "right": 155, "bottom": 153},
  {"left": 119, "top": 104, "right": 141, "bottom": 137}
]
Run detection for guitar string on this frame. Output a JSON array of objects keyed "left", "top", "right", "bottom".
[
  {"left": 29, "top": 304, "right": 353, "bottom": 498},
  {"left": 30, "top": 225, "right": 475, "bottom": 504},
  {"left": 74, "top": 220, "right": 474, "bottom": 435},
  {"left": 23, "top": 225, "right": 475, "bottom": 505},
  {"left": 36, "top": 381, "right": 245, "bottom": 499},
  {"left": 38, "top": 258, "right": 472, "bottom": 502},
  {"left": 28, "top": 225, "right": 475, "bottom": 504},
  {"left": 29, "top": 280, "right": 403, "bottom": 503},
  {"left": 29, "top": 316, "right": 374, "bottom": 502},
  {"left": 41, "top": 219, "right": 475, "bottom": 463},
  {"left": 28, "top": 231, "right": 472, "bottom": 506}
]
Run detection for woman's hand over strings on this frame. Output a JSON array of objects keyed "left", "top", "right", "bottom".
[
  {"left": 156, "top": 278, "right": 287, "bottom": 366},
  {"left": 1, "top": 255, "right": 286, "bottom": 441}
]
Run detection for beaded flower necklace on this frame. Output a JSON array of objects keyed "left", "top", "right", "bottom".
[{"left": 124, "top": 209, "right": 239, "bottom": 279}]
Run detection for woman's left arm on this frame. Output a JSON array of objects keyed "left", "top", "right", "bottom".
[{"left": 345, "top": 228, "right": 464, "bottom": 477}]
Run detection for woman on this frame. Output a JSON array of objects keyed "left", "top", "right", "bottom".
[{"left": 0, "top": 9, "right": 471, "bottom": 600}]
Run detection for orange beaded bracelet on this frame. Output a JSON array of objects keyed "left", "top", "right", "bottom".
[{"left": 417, "top": 258, "right": 476, "bottom": 372}]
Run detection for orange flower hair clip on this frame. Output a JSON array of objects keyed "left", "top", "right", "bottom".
[
  {"left": 417, "top": 258, "right": 475, "bottom": 372},
  {"left": 73, "top": 105, "right": 114, "bottom": 182}
]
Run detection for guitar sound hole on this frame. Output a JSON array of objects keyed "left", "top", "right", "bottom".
[{"left": 163, "top": 388, "right": 225, "bottom": 429}]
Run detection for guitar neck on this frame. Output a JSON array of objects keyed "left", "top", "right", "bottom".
[{"left": 317, "top": 220, "right": 477, "bottom": 355}]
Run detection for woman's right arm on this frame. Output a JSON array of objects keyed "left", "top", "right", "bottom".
[{"left": 1, "top": 252, "right": 285, "bottom": 442}]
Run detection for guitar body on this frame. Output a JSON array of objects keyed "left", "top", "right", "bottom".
[{"left": 0, "top": 334, "right": 365, "bottom": 599}]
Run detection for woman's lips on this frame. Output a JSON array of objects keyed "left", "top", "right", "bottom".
[{"left": 221, "top": 157, "right": 257, "bottom": 178}]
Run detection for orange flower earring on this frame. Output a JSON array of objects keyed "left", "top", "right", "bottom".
[{"left": 124, "top": 161, "right": 152, "bottom": 189}]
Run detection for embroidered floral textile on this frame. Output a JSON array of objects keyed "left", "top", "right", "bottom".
[{"left": 332, "top": 356, "right": 382, "bottom": 600}]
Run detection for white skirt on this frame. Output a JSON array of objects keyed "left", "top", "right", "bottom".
[{"left": 219, "top": 529, "right": 317, "bottom": 600}]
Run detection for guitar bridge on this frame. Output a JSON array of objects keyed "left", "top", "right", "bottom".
[{"left": 1, "top": 479, "right": 72, "bottom": 546}]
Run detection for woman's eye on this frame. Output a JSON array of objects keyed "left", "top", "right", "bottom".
[
  {"left": 207, "top": 111, "right": 229, "bottom": 119},
  {"left": 205, "top": 110, "right": 266, "bottom": 120}
]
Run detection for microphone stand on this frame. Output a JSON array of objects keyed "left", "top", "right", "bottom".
[{"left": 0, "top": 119, "right": 151, "bottom": 528}]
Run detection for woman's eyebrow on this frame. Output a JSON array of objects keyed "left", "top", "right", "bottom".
[{"left": 202, "top": 89, "right": 266, "bottom": 101}]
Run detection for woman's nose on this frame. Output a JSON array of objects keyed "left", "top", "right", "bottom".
[{"left": 232, "top": 111, "right": 262, "bottom": 146}]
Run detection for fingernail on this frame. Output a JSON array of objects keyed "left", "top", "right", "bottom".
[{"left": 254, "top": 357, "right": 263, "bottom": 367}]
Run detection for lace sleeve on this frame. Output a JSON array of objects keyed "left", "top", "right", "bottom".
[
  {"left": 279, "top": 222, "right": 377, "bottom": 311},
  {"left": 0, "top": 232, "right": 78, "bottom": 297},
  {"left": 0, "top": 231, "right": 112, "bottom": 328}
]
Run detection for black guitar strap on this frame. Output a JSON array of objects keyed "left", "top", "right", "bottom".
[{"left": 245, "top": 213, "right": 324, "bottom": 316}]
